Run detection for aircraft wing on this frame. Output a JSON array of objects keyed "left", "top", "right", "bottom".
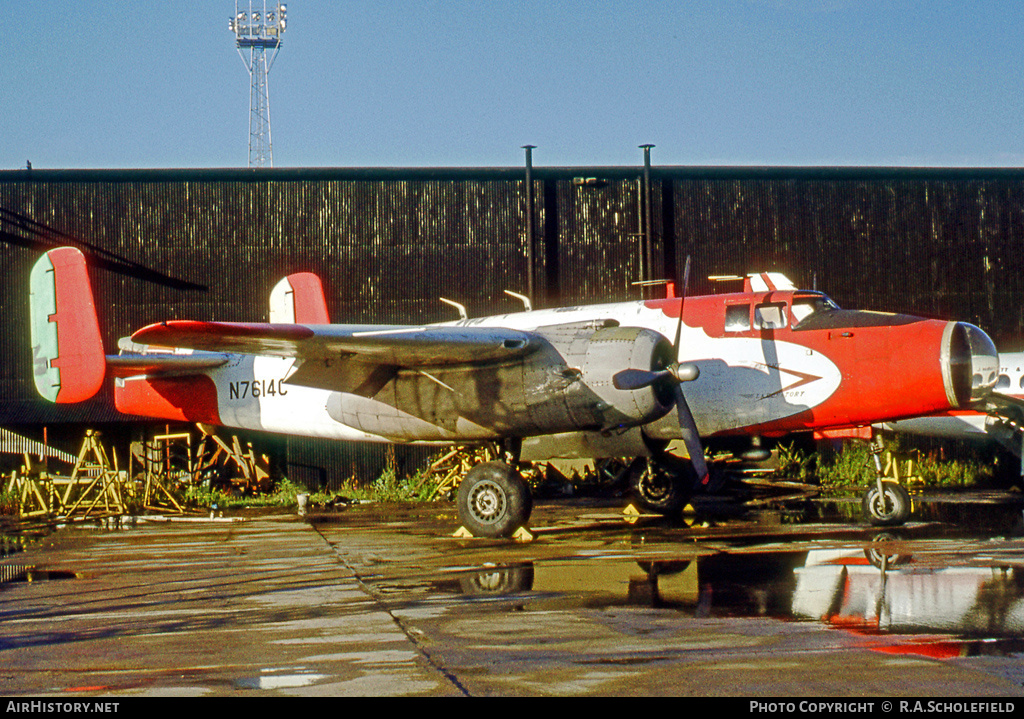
[{"left": 130, "top": 320, "right": 539, "bottom": 396}]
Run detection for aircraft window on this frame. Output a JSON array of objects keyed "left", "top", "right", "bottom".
[
  {"left": 754, "top": 303, "right": 787, "bottom": 330},
  {"left": 725, "top": 304, "right": 750, "bottom": 332},
  {"left": 791, "top": 295, "right": 840, "bottom": 327},
  {"left": 996, "top": 374, "right": 1011, "bottom": 390},
  {"left": 1019, "top": 375, "right": 1024, "bottom": 390}
]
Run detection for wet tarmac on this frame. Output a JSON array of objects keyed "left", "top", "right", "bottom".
[{"left": 3, "top": 490, "right": 1024, "bottom": 696}]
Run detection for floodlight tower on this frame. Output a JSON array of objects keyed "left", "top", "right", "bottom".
[{"left": 229, "top": 1, "right": 287, "bottom": 168}]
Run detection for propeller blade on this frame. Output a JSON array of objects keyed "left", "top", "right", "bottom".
[
  {"left": 674, "top": 384, "right": 709, "bottom": 483},
  {"left": 620, "top": 256, "right": 707, "bottom": 484},
  {"left": 671, "top": 256, "right": 691, "bottom": 352},
  {"left": 613, "top": 368, "right": 670, "bottom": 391}
]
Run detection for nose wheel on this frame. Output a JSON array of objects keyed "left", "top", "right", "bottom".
[
  {"left": 861, "top": 435, "right": 912, "bottom": 527},
  {"left": 862, "top": 481, "right": 911, "bottom": 527}
]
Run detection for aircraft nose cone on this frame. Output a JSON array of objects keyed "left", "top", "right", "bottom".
[
  {"left": 943, "top": 322, "right": 999, "bottom": 407},
  {"left": 962, "top": 323, "right": 999, "bottom": 401}
]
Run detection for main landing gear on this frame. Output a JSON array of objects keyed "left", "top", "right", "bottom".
[
  {"left": 456, "top": 460, "right": 533, "bottom": 538},
  {"left": 454, "top": 446, "right": 702, "bottom": 538},
  {"left": 455, "top": 440, "right": 533, "bottom": 539},
  {"left": 627, "top": 455, "right": 698, "bottom": 516}
]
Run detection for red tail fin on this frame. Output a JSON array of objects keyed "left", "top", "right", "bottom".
[
  {"left": 29, "top": 247, "right": 106, "bottom": 403},
  {"left": 269, "top": 272, "right": 330, "bottom": 324}
]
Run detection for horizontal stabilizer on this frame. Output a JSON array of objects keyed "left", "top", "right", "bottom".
[{"left": 106, "top": 353, "right": 230, "bottom": 379}]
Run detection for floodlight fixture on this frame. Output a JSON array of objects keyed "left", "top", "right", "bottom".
[{"left": 230, "top": 1, "right": 288, "bottom": 168}]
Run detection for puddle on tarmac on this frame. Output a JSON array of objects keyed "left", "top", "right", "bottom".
[
  {"left": 234, "top": 672, "right": 328, "bottom": 690},
  {"left": 413, "top": 538, "right": 1024, "bottom": 659},
  {"left": 330, "top": 490, "right": 1024, "bottom": 661}
]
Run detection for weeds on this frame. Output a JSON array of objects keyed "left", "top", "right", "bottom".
[
  {"left": 814, "top": 437, "right": 997, "bottom": 489},
  {"left": 774, "top": 442, "right": 817, "bottom": 482},
  {"left": 0, "top": 489, "right": 19, "bottom": 516},
  {"left": 914, "top": 452, "right": 994, "bottom": 487},
  {"left": 817, "top": 441, "right": 878, "bottom": 488}
]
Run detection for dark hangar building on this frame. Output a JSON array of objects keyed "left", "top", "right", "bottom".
[{"left": 3, "top": 164, "right": 1024, "bottom": 487}]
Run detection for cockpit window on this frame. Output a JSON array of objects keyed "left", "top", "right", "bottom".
[
  {"left": 754, "top": 303, "right": 787, "bottom": 330},
  {"left": 791, "top": 294, "right": 840, "bottom": 328},
  {"left": 725, "top": 304, "right": 750, "bottom": 332}
]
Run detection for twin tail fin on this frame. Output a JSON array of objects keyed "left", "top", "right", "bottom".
[{"left": 29, "top": 247, "right": 105, "bottom": 403}]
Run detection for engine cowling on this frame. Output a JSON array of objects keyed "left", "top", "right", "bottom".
[{"left": 540, "top": 324, "right": 676, "bottom": 431}]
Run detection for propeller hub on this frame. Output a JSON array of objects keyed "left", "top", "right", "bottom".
[{"left": 671, "top": 362, "right": 699, "bottom": 383}]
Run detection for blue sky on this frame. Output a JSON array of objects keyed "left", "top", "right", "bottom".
[{"left": 3, "top": 1, "right": 1023, "bottom": 170}]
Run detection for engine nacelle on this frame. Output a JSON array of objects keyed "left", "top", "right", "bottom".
[
  {"left": 535, "top": 324, "right": 675, "bottom": 431},
  {"left": 326, "top": 323, "right": 676, "bottom": 441}
]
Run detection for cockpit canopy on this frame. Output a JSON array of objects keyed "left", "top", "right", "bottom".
[{"left": 791, "top": 293, "right": 841, "bottom": 326}]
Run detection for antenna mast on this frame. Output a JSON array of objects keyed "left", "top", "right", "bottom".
[{"left": 229, "top": 1, "right": 287, "bottom": 168}]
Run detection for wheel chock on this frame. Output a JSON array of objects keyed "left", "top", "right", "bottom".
[
  {"left": 512, "top": 526, "right": 535, "bottom": 542},
  {"left": 623, "top": 504, "right": 641, "bottom": 524},
  {"left": 452, "top": 525, "right": 534, "bottom": 541}
]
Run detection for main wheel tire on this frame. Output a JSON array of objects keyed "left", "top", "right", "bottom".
[
  {"left": 862, "top": 482, "right": 912, "bottom": 527},
  {"left": 629, "top": 458, "right": 693, "bottom": 516},
  {"left": 457, "top": 461, "right": 533, "bottom": 538}
]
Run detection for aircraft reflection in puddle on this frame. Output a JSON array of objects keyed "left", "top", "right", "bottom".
[
  {"left": 793, "top": 543, "right": 1024, "bottom": 658},
  {"left": 446, "top": 538, "right": 1024, "bottom": 658}
]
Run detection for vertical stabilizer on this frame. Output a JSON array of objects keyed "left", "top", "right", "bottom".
[
  {"left": 29, "top": 247, "right": 106, "bottom": 403},
  {"left": 269, "top": 272, "right": 330, "bottom": 324}
]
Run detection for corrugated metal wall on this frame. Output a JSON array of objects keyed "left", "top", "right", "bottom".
[
  {"left": 669, "top": 174, "right": 1024, "bottom": 340},
  {"left": 3, "top": 166, "right": 1024, "bottom": 487}
]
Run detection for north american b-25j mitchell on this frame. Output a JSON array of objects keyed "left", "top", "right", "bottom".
[{"left": 30, "top": 246, "right": 1001, "bottom": 536}]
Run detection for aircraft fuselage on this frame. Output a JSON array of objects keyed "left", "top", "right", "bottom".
[{"left": 113, "top": 288, "right": 999, "bottom": 461}]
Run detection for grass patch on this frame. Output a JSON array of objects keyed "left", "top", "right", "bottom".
[
  {"left": 182, "top": 477, "right": 346, "bottom": 510},
  {"left": 180, "top": 458, "right": 445, "bottom": 511},
  {"left": 812, "top": 437, "right": 997, "bottom": 489}
]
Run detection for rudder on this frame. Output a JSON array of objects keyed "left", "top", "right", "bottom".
[
  {"left": 269, "top": 272, "right": 330, "bottom": 324},
  {"left": 29, "top": 247, "right": 106, "bottom": 403}
]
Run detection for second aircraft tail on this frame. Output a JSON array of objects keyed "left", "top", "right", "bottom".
[{"left": 269, "top": 272, "right": 330, "bottom": 324}]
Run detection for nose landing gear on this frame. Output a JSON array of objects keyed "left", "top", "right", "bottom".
[
  {"left": 862, "top": 436, "right": 912, "bottom": 527},
  {"left": 862, "top": 481, "right": 912, "bottom": 526}
]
